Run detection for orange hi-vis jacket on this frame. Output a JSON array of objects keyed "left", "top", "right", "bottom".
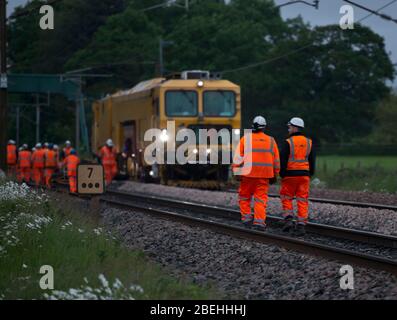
[
  {"left": 64, "top": 154, "right": 80, "bottom": 177},
  {"left": 233, "top": 132, "right": 280, "bottom": 178},
  {"left": 286, "top": 135, "right": 312, "bottom": 171},
  {"left": 45, "top": 150, "right": 57, "bottom": 168},
  {"left": 63, "top": 147, "right": 72, "bottom": 158},
  {"left": 7, "top": 144, "right": 17, "bottom": 165},
  {"left": 32, "top": 149, "right": 46, "bottom": 168},
  {"left": 18, "top": 150, "right": 31, "bottom": 168},
  {"left": 99, "top": 146, "right": 117, "bottom": 166}
]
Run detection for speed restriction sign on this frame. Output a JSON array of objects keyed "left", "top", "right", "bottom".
[{"left": 77, "top": 164, "right": 105, "bottom": 194}]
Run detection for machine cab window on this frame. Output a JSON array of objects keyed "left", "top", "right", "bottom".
[
  {"left": 203, "top": 91, "right": 236, "bottom": 117},
  {"left": 165, "top": 90, "right": 198, "bottom": 116}
]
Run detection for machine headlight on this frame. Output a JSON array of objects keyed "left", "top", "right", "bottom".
[
  {"left": 233, "top": 129, "right": 240, "bottom": 135},
  {"left": 193, "top": 148, "right": 198, "bottom": 154},
  {"left": 160, "top": 129, "right": 169, "bottom": 142},
  {"left": 206, "top": 148, "right": 211, "bottom": 154},
  {"left": 197, "top": 80, "right": 204, "bottom": 87},
  {"left": 149, "top": 170, "right": 154, "bottom": 176}
]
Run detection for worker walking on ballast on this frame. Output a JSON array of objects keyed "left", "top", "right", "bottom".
[
  {"left": 44, "top": 144, "right": 58, "bottom": 189},
  {"left": 99, "top": 139, "right": 118, "bottom": 186},
  {"left": 279, "top": 117, "right": 316, "bottom": 236},
  {"left": 232, "top": 116, "right": 280, "bottom": 230},
  {"left": 7, "top": 140, "right": 17, "bottom": 178},
  {"left": 17, "top": 144, "right": 32, "bottom": 183},
  {"left": 63, "top": 149, "right": 80, "bottom": 193}
]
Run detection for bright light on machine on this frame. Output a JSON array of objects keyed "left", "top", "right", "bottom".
[
  {"left": 197, "top": 80, "right": 204, "bottom": 88},
  {"left": 160, "top": 129, "right": 169, "bottom": 142},
  {"left": 233, "top": 129, "right": 240, "bottom": 135},
  {"left": 193, "top": 148, "right": 198, "bottom": 154},
  {"left": 149, "top": 170, "right": 154, "bottom": 176},
  {"left": 206, "top": 148, "right": 211, "bottom": 154}
]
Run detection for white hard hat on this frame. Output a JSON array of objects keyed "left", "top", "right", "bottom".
[
  {"left": 65, "top": 140, "right": 71, "bottom": 145},
  {"left": 8, "top": 139, "right": 16, "bottom": 145},
  {"left": 54, "top": 144, "right": 59, "bottom": 150},
  {"left": 22, "top": 144, "right": 28, "bottom": 149},
  {"left": 288, "top": 117, "right": 304, "bottom": 128},
  {"left": 36, "top": 143, "right": 42, "bottom": 148},
  {"left": 252, "top": 116, "right": 267, "bottom": 129},
  {"left": 106, "top": 139, "right": 114, "bottom": 147}
]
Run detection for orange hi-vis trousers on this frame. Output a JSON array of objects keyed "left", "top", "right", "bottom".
[
  {"left": 18, "top": 167, "right": 31, "bottom": 183},
  {"left": 68, "top": 175, "right": 77, "bottom": 193},
  {"left": 44, "top": 168, "right": 55, "bottom": 188},
  {"left": 103, "top": 164, "right": 117, "bottom": 185},
  {"left": 280, "top": 176, "right": 310, "bottom": 225},
  {"left": 33, "top": 168, "right": 44, "bottom": 186},
  {"left": 238, "top": 177, "right": 269, "bottom": 226}
]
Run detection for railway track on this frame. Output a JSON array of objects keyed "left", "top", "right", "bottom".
[
  {"left": 50, "top": 182, "right": 397, "bottom": 275},
  {"left": 226, "top": 188, "right": 397, "bottom": 211},
  {"left": 101, "top": 189, "right": 397, "bottom": 275}
]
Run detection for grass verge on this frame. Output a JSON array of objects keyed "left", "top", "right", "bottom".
[
  {"left": 314, "top": 156, "right": 397, "bottom": 193},
  {"left": 0, "top": 180, "right": 217, "bottom": 300}
]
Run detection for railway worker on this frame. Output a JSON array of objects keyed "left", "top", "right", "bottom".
[
  {"left": 61, "top": 140, "right": 73, "bottom": 160},
  {"left": 44, "top": 144, "right": 58, "bottom": 188},
  {"left": 63, "top": 149, "right": 80, "bottom": 193},
  {"left": 6, "top": 140, "right": 18, "bottom": 178},
  {"left": 17, "top": 144, "right": 32, "bottom": 183},
  {"left": 232, "top": 116, "right": 280, "bottom": 230},
  {"left": 279, "top": 117, "right": 316, "bottom": 236},
  {"left": 99, "top": 139, "right": 118, "bottom": 186},
  {"left": 31, "top": 143, "right": 46, "bottom": 187}
]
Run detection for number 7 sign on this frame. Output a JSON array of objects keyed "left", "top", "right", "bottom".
[{"left": 77, "top": 164, "right": 105, "bottom": 194}]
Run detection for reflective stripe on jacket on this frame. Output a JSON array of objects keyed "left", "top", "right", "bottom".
[
  {"left": 286, "top": 136, "right": 312, "bottom": 171},
  {"left": 18, "top": 150, "right": 31, "bottom": 168},
  {"left": 99, "top": 146, "right": 117, "bottom": 166},
  {"left": 45, "top": 150, "right": 57, "bottom": 168},
  {"left": 232, "top": 132, "right": 280, "bottom": 178},
  {"left": 7, "top": 145, "right": 17, "bottom": 165},
  {"left": 32, "top": 149, "right": 46, "bottom": 168},
  {"left": 64, "top": 155, "right": 80, "bottom": 176}
]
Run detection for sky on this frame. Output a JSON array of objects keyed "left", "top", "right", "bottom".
[{"left": 8, "top": 0, "right": 397, "bottom": 84}]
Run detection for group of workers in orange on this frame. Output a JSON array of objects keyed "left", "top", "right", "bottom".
[
  {"left": 6, "top": 140, "right": 80, "bottom": 193},
  {"left": 233, "top": 116, "right": 315, "bottom": 236},
  {"left": 7, "top": 138, "right": 118, "bottom": 193}
]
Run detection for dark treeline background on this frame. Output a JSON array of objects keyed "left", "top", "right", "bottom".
[{"left": 8, "top": 0, "right": 397, "bottom": 152}]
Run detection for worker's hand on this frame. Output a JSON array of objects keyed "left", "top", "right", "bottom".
[{"left": 269, "top": 177, "right": 277, "bottom": 185}]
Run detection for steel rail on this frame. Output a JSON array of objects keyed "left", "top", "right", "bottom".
[
  {"left": 101, "top": 195, "right": 397, "bottom": 276},
  {"left": 106, "top": 189, "right": 397, "bottom": 249},
  {"left": 226, "top": 189, "right": 397, "bottom": 211}
]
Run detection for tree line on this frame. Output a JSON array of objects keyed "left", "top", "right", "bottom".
[{"left": 8, "top": 0, "right": 397, "bottom": 150}]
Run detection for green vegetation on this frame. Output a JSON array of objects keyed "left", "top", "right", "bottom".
[
  {"left": 9, "top": 0, "right": 395, "bottom": 146},
  {"left": 0, "top": 181, "right": 216, "bottom": 299},
  {"left": 314, "top": 156, "right": 397, "bottom": 193}
]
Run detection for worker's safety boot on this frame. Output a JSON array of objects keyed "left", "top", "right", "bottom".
[{"left": 282, "top": 216, "right": 294, "bottom": 232}]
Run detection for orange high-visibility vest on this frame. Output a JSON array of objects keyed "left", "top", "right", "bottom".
[
  {"left": 32, "top": 149, "right": 46, "bottom": 168},
  {"left": 45, "top": 150, "right": 57, "bottom": 168},
  {"left": 7, "top": 144, "right": 17, "bottom": 165},
  {"left": 286, "top": 135, "right": 312, "bottom": 171},
  {"left": 233, "top": 132, "right": 280, "bottom": 178},
  {"left": 99, "top": 146, "right": 117, "bottom": 166},
  {"left": 64, "top": 154, "right": 80, "bottom": 176},
  {"left": 18, "top": 150, "right": 31, "bottom": 168},
  {"left": 63, "top": 147, "right": 72, "bottom": 157}
]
